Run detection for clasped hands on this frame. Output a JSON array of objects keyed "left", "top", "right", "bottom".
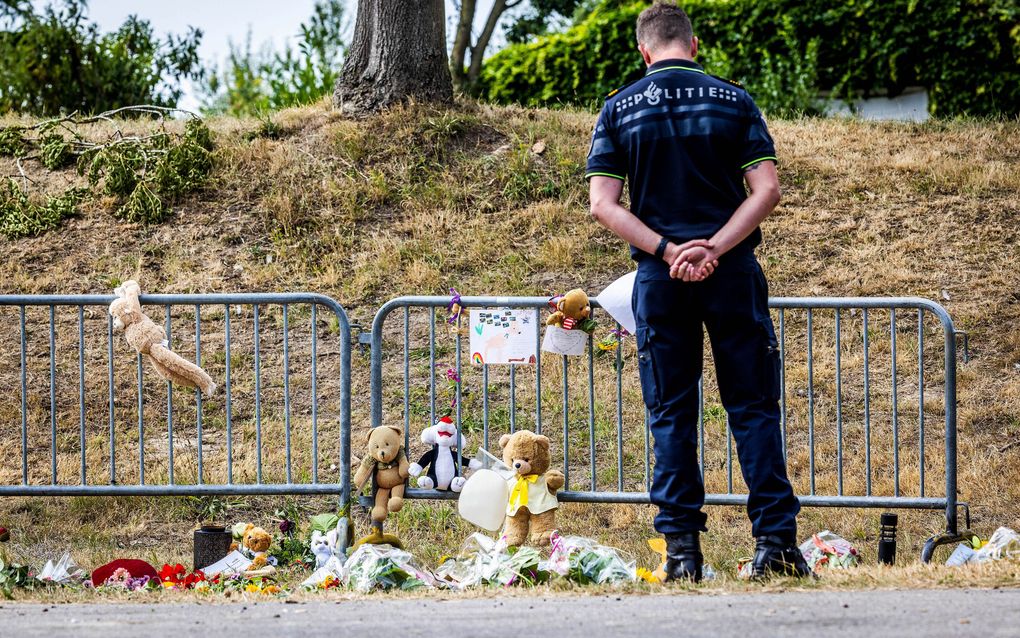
[{"left": 663, "top": 239, "right": 719, "bottom": 282}]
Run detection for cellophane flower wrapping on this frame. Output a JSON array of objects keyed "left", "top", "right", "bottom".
[
  {"left": 436, "top": 533, "right": 549, "bottom": 588},
  {"left": 799, "top": 531, "right": 861, "bottom": 571},
  {"left": 539, "top": 532, "right": 637, "bottom": 584},
  {"left": 342, "top": 543, "right": 439, "bottom": 593}
]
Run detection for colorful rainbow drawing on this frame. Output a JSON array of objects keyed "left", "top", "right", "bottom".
[{"left": 472, "top": 352, "right": 484, "bottom": 365}]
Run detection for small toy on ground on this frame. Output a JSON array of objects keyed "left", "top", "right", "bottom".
[
  {"left": 239, "top": 524, "right": 276, "bottom": 577},
  {"left": 408, "top": 416, "right": 482, "bottom": 492},
  {"left": 499, "top": 430, "right": 564, "bottom": 546},
  {"left": 109, "top": 280, "right": 216, "bottom": 395},
  {"left": 352, "top": 425, "right": 410, "bottom": 548},
  {"left": 310, "top": 518, "right": 346, "bottom": 569},
  {"left": 547, "top": 288, "right": 595, "bottom": 332}
]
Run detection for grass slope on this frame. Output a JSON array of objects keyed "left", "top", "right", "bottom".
[{"left": 0, "top": 99, "right": 1018, "bottom": 594}]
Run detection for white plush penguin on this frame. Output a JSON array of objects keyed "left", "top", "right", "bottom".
[{"left": 408, "top": 416, "right": 481, "bottom": 492}]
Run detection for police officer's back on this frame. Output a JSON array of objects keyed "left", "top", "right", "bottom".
[{"left": 586, "top": 2, "right": 810, "bottom": 582}]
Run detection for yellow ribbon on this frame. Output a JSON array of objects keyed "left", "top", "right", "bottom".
[{"left": 509, "top": 474, "right": 539, "bottom": 510}]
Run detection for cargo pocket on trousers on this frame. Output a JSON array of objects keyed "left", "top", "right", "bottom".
[
  {"left": 636, "top": 327, "right": 660, "bottom": 409},
  {"left": 760, "top": 322, "right": 781, "bottom": 402}
]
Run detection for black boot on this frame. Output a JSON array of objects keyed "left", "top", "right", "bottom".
[
  {"left": 751, "top": 535, "right": 811, "bottom": 579},
  {"left": 664, "top": 532, "right": 703, "bottom": 583}
]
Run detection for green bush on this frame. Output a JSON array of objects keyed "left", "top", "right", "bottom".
[
  {"left": 0, "top": 0, "right": 202, "bottom": 116},
  {"left": 481, "top": 0, "right": 1020, "bottom": 117}
]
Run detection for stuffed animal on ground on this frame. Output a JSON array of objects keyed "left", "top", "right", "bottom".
[
  {"left": 109, "top": 280, "right": 216, "bottom": 395},
  {"left": 408, "top": 416, "right": 482, "bottom": 492},
  {"left": 500, "top": 430, "right": 564, "bottom": 547},
  {"left": 353, "top": 425, "right": 410, "bottom": 525},
  {"left": 310, "top": 519, "right": 345, "bottom": 569},
  {"left": 241, "top": 523, "right": 273, "bottom": 569},
  {"left": 547, "top": 288, "right": 593, "bottom": 332}
]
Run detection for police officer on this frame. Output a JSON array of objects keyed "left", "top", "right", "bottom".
[{"left": 587, "top": 2, "right": 809, "bottom": 581}]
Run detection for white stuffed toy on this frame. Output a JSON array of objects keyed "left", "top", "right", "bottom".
[
  {"left": 408, "top": 416, "right": 481, "bottom": 492},
  {"left": 310, "top": 519, "right": 344, "bottom": 569}
]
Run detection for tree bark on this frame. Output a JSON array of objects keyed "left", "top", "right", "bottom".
[
  {"left": 332, "top": 0, "right": 452, "bottom": 115},
  {"left": 466, "top": 0, "right": 509, "bottom": 85},
  {"left": 450, "top": 0, "right": 477, "bottom": 90}
]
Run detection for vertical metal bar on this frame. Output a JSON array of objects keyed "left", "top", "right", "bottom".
[
  {"left": 254, "top": 304, "right": 262, "bottom": 484},
  {"left": 429, "top": 310, "right": 436, "bottom": 427},
  {"left": 891, "top": 308, "right": 900, "bottom": 497},
  {"left": 195, "top": 305, "right": 203, "bottom": 484},
  {"left": 108, "top": 314, "right": 115, "bottom": 484},
  {"left": 807, "top": 308, "right": 815, "bottom": 495},
  {"left": 165, "top": 306, "right": 174, "bottom": 485},
  {"left": 944, "top": 312, "right": 959, "bottom": 534},
  {"left": 615, "top": 322, "right": 623, "bottom": 492},
  {"left": 509, "top": 364, "right": 517, "bottom": 433},
  {"left": 562, "top": 354, "right": 569, "bottom": 490},
  {"left": 456, "top": 313, "right": 463, "bottom": 470},
  {"left": 482, "top": 364, "right": 490, "bottom": 449},
  {"left": 698, "top": 377, "right": 705, "bottom": 477},
  {"left": 779, "top": 309, "right": 787, "bottom": 457},
  {"left": 282, "top": 304, "right": 291, "bottom": 484},
  {"left": 403, "top": 308, "right": 409, "bottom": 451},
  {"left": 918, "top": 309, "right": 925, "bottom": 498},
  {"left": 310, "top": 304, "right": 318, "bottom": 483},
  {"left": 225, "top": 304, "right": 233, "bottom": 484},
  {"left": 588, "top": 311, "right": 596, "bottom": 490},
  {"left": 49, "top": 305, "right": 56, "bottom": 484},
  {"left": 535, "top": 309, "right": 542, "bottom": 434},
  {"left": 78, "top": 306, "right": 86, "bottom": 485},
  {"left": 137, "top": 352, "right": 144, "bottom": 485},
  {"left": 19, "top": 306, "right": 28, "bottom": 485},
  {"left": 726, "top": 415, "right": 733, "bottom": 494},
  {"left": 835, "top": 309, "right": 844, "bottom": 496},
  {"left": 863, "top": 308, "right": 872, "bottom": 496}
]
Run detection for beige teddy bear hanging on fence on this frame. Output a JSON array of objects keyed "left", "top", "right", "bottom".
[{"left": 109, "top": 280, "right": 216, "bottom": 395}]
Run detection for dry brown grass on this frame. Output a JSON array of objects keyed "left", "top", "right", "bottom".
[{"left": 0, "top": 99, "right": 1018, "bottom": 596}]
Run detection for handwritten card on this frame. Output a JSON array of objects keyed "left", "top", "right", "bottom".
[
  {"left": 469, "top": 308, "right": 537, "bottom": 365},
  {"left": 541, "top": 324, "right": 589, "bottom": 356}
]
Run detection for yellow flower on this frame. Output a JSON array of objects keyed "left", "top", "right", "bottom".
[
  {"left": 636, "top": 567, "right": 659, "bottom": 583},
  {"left": 245, "top": 583, "right": 261, "bottom": 594},
  {"left": 194, "top": 581, "right": 210, "bottom": 592},
  {"left": 262, "top": 585, "right": 281, "bottom": 595},
  {"left": 162, "top": 581, "right": 177, "bottom": 589}
]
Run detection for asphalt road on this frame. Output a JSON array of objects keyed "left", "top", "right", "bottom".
[{"left": 0, "top": 589, "right": 1015, "bottom": 637}]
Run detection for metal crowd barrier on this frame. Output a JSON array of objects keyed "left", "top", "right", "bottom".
[
  {"left": 0, "top": 291, "right": 967, "bottom": 561},
  {"left": 370, "top": 295, "right": 967, "bottom": 561},
  {"left": 0, "top": 293, "right": 352, "bottom": 508}
]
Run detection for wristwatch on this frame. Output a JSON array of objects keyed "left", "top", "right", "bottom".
[{"left": 654, "top": 236, "right": 670, "bottom": 260}]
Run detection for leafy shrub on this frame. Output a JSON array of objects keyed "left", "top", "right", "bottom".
[
  {"left": 200, "top": 0, "right": 347, "bottom": 115},
  {"left": 0, "top": 0, "right": 202, "bottom": 115},
  {"left": 481, "top": 0, "right": 1020, "bottom": 117},
  {"left": 0, "top": 179, "right": 84, "bottom": 238}
]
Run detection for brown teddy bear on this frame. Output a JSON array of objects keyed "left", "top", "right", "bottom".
[
  {"left": 353, "top": 425, "right": 410, "bottom": 525},
  {"left": 500, "top": 430, "right": 564, "bottom": 546},
  {"left": 109, "top": 280, "right": 216, "bottom": 395},
  {"left": 547, "top": 288, "right": 592, "bottom": 332},
  {"left": 241, "top": 523, "right": 273, "bottom": 568}
]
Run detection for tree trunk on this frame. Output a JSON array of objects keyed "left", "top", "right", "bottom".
[
  {"left": 332, "top": 0, "right": 452, "bottom": 115},
  {"left": 450, "top": 0, "right": 477, "bottom": 90},
  {"left": 466, "top": 0, "right": 508, "bottom": 85}
]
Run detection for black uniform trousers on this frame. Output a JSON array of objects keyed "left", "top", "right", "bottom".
[{"left": 633, "top": 250, "right": 799, "bottom": 541}]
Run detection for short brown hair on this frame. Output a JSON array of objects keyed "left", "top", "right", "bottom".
[{"left": 636, "top": 2, "right": 693, "bottom": 52}]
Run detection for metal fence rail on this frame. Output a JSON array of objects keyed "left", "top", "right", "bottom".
[
  {"left": 370, "top": 295, "right": 965, "bottom": 560},
  {"left": 0, "top": 293, "right": 352, "bottom": 505}
]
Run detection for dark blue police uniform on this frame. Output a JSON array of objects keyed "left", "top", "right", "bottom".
[{"left": 586, "top": 58, "right": 799, "bottom": 542}]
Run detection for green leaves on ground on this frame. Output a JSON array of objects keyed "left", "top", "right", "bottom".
[{"left": 1, "top": 109, "right": 215, "bottom": 237}]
